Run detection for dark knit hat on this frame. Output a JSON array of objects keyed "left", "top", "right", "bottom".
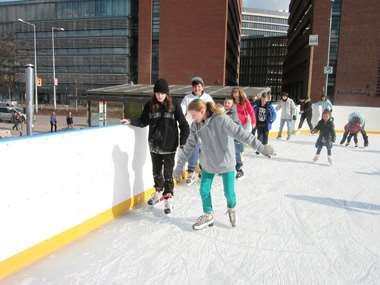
[{"left": 154, "top": 79, "right": 169, "bottom": 94}]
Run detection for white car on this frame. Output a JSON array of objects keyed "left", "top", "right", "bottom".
[{"left": 0, "top": 107, "right": 25, "bottom": 123}]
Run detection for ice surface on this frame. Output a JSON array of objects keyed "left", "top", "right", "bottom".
[{"left": 3, "top": 134, "right": 380, "bottom": 285}]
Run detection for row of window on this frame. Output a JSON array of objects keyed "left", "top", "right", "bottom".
[
  {"left": 37, "top": 65, "right": 129, "bottom": 74},
  {"left": 0, "top": 0, "right": 133, "bottom": 23},
  {"left": 242, "top": 30, "right": 286, "bottom": 37},
  {"left": 242, "top": 22, "right": 288, "bottom": 32},
  {"left": 57, "top": 0, "right": 132, "bottom": 18},
  {"left": 242, "top": 15, "right": 288, "bottom": 25},
  {"left": 18, "top": 47, "right": 130, "bottom": 56},
  {"left": 16, "top": 29, "right": 131, "bottom": 39}
]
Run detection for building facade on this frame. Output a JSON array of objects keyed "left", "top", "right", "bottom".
[
  {"left": 240, "top": 36, "right": 287, "bottom": 100},
  {"left": 241, "top": 8, "right": 288, "bottom": 38},
  {"left": 283, "top": 0, "right": 380, "bottom": 107},
  {"left": 0, "top": 0, "right": 242, "bottom": 105},
  {"left": 139, "top": 0, "right": 242, "bottom": 86},
  {"left": 0, "top": 0, "right": 137, "bottom": 105}
]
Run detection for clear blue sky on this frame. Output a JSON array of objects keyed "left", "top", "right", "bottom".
[{"left": 243, "top": 0, "right": 290, "bottom": 11}]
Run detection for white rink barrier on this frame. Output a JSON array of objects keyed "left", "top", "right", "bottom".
[
  {"left": 1, "top": 105, "right": 379, "bottom": 278},
  {"left": 0, "top": 125, "right": 154, "bottom": 278}
]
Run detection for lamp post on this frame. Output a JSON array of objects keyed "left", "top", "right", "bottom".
[
  {"left": 325, "top": 0, "right": 334, "bottom": 97},
  {"left": 18, "top": 18, "right": 38, "bottom": 113},
  {"left": 52, "top": 26, "right": 64, "bottom": 110}
]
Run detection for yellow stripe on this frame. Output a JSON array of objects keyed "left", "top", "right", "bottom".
[{"left": 0, "top": 188, "right": 156, "bottom": 280}]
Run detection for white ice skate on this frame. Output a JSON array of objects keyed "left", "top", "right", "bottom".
[
  {"left": 185, "top": 171, "right": 198, "bottom": 186},
  {"left": 328, "top": 156, "right": 333, "bottom": 165},
  {"left": 192, "top": 214, "right": 214, "bottom": 230},
  {"left": 147, "top": 190, "right": 162, "bottom": 206},
  {"left": 163, "top": 194, "right": 173, "bottom": 215},
  {"left": 226, "top": 208, "right": 237, "bottom": 227},
  {"left": 313, "top": 154, "right": 320, "bottom": 162}
]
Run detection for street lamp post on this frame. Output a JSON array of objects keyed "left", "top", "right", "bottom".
[
  {"left": 325, "top": 0, "right": 334, "bottom": 97},
  {"left": 18, "top": 18, "right": 38, "bottom": 113},
  {"left": 52, "top": 26, "right": 64, "bottom": 110}
]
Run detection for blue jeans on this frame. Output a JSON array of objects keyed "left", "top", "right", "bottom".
[
  {"left": 278, "top": 119, "right": 292, "bottom": 138},
  {"left": 187, "top": 143, "right": 200, "bottom": 172},
  {"left": 234, "top": 141, "right": 243, "bottom": 171},
  {"left": 200, "top": 171, "right": 236, "bottom": 214}
]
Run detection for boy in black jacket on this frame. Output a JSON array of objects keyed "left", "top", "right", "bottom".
[
  {"left": 121, "top": 79, "right": 189, "bottom": 214},
  {"left": 297, "top": 98, "right": 313, "bottom": 132},
  {"left": 311, "top": 109, "right": 336, "bottom": 164}
]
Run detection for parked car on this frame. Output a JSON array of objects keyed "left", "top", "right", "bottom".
[{"left": 0, "top": 106, "right": 25, "bottom": 123}]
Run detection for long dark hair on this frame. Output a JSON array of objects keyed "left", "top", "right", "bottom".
[{"left": 151, "top": 93, "right": 175, "bottom": 113}]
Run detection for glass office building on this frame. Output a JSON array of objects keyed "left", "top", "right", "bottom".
[
  {"left": 241, "top": 8, "right": 289, "bottom": 38},
  {"left": 0, "top": 0, "right": 137, "bottom": 104}
]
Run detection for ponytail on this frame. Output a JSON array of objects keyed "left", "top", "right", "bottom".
[{"left": 188, "top": 99, "right": 223, "bottom": 118}]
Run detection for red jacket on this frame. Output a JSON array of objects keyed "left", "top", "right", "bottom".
[{"left": 236, "top": 101, "right": 256, "bottom": 127}]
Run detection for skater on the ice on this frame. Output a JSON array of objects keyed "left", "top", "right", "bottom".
[
  {"left": 173, "top": 99, "right": 274, "bottom": 230},
  {"left": 230, "top": 87, "right": 256, "bottom": 171},
  {"left": 224, "top": 96, "right": 244, "bottom": 179},
  {"left": 340, "top": 111, "right": 369, "bottom": 147},
  {"left": 254, "top": 93, "right": 276, "bottom": 152},
  {"left": 314, "top": 94, "right": 333, "bottom": 113},
  {"left": 121, "top": 79, "right": 189, "bottom": 214},
  {"left": 296, "top": 97, "right": 313, "bottom": 132},
  {"left": 180, "top": 76, "right": 214, "bottom": 185},
  {"left": 311, "top": 109, "right": 336, "bottom": 164},
  {"left": 275, "top": 92, "right": 297, "bottom": 140},
  {"left": 231, "top": 87, "right": 256, "bottom": 134}
]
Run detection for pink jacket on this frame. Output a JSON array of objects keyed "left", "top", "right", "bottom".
[{"left": 236, "top": 101, "right": 256, "bottom": 127}]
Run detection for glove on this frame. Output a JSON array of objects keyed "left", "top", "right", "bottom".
[
  {"left": 292, "top": 115, "right": 297, "bottom": 121},
  {"left": 120, "top": 119, "right": 130, "bottom": 125},
  {"left": 260, "top": 144, "right": 274, "bottom": 158},
  {"left": 173, "top": 166, "right": 184, "bottom": 182}
]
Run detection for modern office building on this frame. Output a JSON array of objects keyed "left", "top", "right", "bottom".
[
  {"left": 283, "top": 0, "right": 380, "bottom": 106},
  {"left": 0, "top": 0, "right": 242, "bottom": 105},
  {"left": 240, "top": 35, "right": 287, "bottom": 100},
  {"left": 0, "top": 0, "right": 137, "bottom": 105},
  {"left": 241, "top": 8, "right": 288, "bottom": 38}
]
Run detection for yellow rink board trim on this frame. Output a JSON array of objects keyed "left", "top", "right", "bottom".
[{"left": 0, "top": 187, "right": 156, "bottom": 280}]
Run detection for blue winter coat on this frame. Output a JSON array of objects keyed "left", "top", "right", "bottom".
[{"left": 254, "top": 102, "right": 277, "bottom": 131}]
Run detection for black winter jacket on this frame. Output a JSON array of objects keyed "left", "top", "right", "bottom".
[
  {"left": 131, "top": 100, "right": 189, "bottom": 153},
  {"left": 300, "top": 100, "right": 312, "bottom": 117},
  {"left": 313, "top": 118, "right": 336, "bottom": 148}
]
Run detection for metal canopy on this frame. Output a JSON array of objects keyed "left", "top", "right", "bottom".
[{"left": 84, "top": 84, "right": 270, "bottom": 102}]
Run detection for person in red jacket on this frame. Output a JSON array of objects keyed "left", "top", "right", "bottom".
[{"left": 230, "top": 87, "right": 256, "bottom": 177}]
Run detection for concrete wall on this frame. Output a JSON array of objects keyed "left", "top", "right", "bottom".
[{"left": 0, "top": 125, "right": 153, "bottom": 276}]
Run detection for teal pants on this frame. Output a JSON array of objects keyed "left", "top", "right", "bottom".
[{"left": 199, "top": 170, "right": 236, "bottom": 214}]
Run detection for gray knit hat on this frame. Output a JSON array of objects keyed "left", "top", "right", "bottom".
[{"left": 191, "top": 76, "right": 205, "bottom": 86}]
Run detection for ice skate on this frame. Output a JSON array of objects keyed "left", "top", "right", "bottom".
[
  {"left": 226, "top": 208, "right": 237, "bottom": 227},
  {"left": 185, "top": 171, "right": 197, "bottom": 186},
  {"left": 147, "top": 189, "right": 162, "bottom": 206},
  {"left": 163, "top": 194, "right": 173, "bottom": 215},
  {"left": 328, "top": 155, "right": 333, "bottom": 165},
  {"left": 313, "top": 154, "right": 320, "bottom": 162},
  {"left": 192, "top": 214, "right": 214, "bottom": 230},
  {"left": 235, "top": 169, "right": 244, "bottom": 179}
]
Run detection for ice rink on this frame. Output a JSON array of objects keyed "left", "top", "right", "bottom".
[{"left": 3, "top": 134, "right": 380, "bottom": 285}]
